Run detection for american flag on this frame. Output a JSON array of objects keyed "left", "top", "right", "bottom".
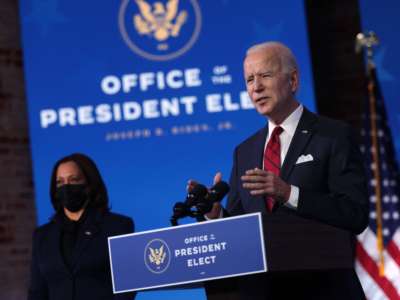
[{"left": 356, "top": 64, "right": 400, "bottom": 299}]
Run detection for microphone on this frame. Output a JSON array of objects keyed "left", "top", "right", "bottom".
[
  {"left": 209, "top": 181, "right": 230, "bottom": 202},
  {"left": 186, "top": 184, "right": 208, "bottom": 207},
  {"left": 170, "top": 181, "right": 230, "bottom": 225},
  {"left": 170, "top": 202, "right": 190, "bottom": 226},
  {"left": 195, "top": 181, "right": 230, "bottom": 215},
  {"left": 170, "top": 184, "right": 208, "bottom": 226}
]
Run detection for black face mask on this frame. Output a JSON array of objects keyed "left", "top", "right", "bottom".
[{"left": 56, "top": 184, "right": 89, "bottom": 212}]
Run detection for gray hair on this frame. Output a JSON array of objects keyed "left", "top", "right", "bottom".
[{"left": 246, "top": 41, "right": 298, "bottom": 74}]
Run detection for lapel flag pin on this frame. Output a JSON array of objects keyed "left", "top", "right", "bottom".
[
  {"left": 301, "top": 130, "right": 308, "bottom": 134},
  {"left": 84, "top": 231, "right": 92, "bottom": 236}
]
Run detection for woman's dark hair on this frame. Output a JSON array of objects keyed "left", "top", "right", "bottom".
[{"left": 50, "top": 153, "right": 109, "bottom": 213}]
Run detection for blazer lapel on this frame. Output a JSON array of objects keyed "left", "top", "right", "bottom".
[
  {"left": 49, "top": 222, "right": 72, "bottom": 275},
  {"left": 252, "top": 125, "right": 269, "bottom": 169},
  {"left": 71, "top": 210, "right": 102, "bottom": 273},
  {"left": 249, "top": 125, "right": 269, "bottom": 212},
  {"left": 280, "top": 108, "right": 318, "bottom": 181}
]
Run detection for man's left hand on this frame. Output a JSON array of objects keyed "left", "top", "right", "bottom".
[{"left": 241, "top": 168, "right": 291, "bottom": 204}]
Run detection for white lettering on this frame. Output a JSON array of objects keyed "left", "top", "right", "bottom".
[
  {"left": 180, "top": 96, "right": 197, "bottom": 114},
  {"left": 101, "top": 76, "right": 121, "bottom": 95},
  {"left": 206, "top": 94, "right": 223, "bottom": 113},
  {"left": 59, "top": 108, "right": 76, "bottom": 127},
  {"left": 95, "top": 104, "right": 112, "bottom": 123},
  {"left": 78, "top": 106, "right": 94, "bottom": 125},
  {"left": 40, "top": 109, "right": 57, "bottom": 128},
  {"left": 156, "top": 72, "right": 166, "bottom": 89},
  {"left": 123, "top": 102, "right": 141, "bottom": 120},
  {"left": 122, "top": 74, "right": 138, "bottom": 93},
  {"left": 166, "top": 70, "right": 184, "bottom": 89},
  {"left": 187, "top": 255, "right": 216, "bottom": 267},
  {"left": 101, "top": 68, "right": 203, "bottom": 94},
  {"left": 223, "top": 93, "right": 240, "bottom": 111},
  {"left": 240, "top": 91, "right": 254, "bottom": 109},
  {"left": 143, "top": 100, "right": 159, "bottom": 118},
  {"left": 161, "top": 98, "right": 179, "bottom": 117},
  {"left": 38, "top": 95, "right": 201, "bottom": 128},
  {"left": 139, "top": 72, "right": 155, "bottom": 91},
  {"left": 185, "top": 68, "right": 201, "bottom": 87}
]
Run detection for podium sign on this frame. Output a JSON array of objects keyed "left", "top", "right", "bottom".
[{"left": 108, "top": 213, "right": 266, "bottom": 293}]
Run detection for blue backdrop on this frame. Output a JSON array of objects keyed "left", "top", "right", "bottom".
[
  {"left": 359, "top": 0, "right": 400, "bottom": 161},
  {"left": 19, "top": 0, "right": 315, "bottom": 299}
]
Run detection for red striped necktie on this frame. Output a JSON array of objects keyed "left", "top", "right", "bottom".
[{"left": 263, "top": 126, "right": 283, "bottom": 212}]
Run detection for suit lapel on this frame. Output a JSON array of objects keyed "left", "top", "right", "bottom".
[
  {"left": 71, "top": 210, "right": 102, "bottom": 273},
  {"left": 252, "top": 125, "right": 269, "bottom": 169},
  {"left": 281, "top": 108, "right": 318, "bottom": 181},
  {"left": 249, "top": 125, "right": 269, "bottom": 212},
  {"left": 48, "top": 222, "right": 72, "bottom": 275}
]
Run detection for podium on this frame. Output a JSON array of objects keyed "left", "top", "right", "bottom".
[
  {"left": 205, "top": 210, "right": 355, "bottom": 299},
  {"left": 108, "top": 211, "right": 354, "bottom": 298},
  {"left": 262, "top": 210, "right": 354, "bottom": 271},
  {"left": 108, "top": 213, "right": 267, "bottom": 293}
]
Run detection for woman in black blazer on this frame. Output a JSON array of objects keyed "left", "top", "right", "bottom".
[{"left": 28, "top": 153, "right": 135, "bottom": 300}]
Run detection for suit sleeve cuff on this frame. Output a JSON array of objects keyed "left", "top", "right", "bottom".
[{"left": 285, "top": 185, "right": 299, "bottom": 209}]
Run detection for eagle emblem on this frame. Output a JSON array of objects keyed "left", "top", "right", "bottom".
[
  {"left": 148, "top": 245, "right": 167, "bottom": 266},
  {"left": 133, "top": 0, "right": 188, "bottom": 41}
]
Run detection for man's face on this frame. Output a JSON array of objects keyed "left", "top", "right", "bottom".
[{"left": 244, "top": 50, "right": 297, "bottom": 120}]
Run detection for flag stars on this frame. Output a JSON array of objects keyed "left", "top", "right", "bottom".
[
  {"left": 383, "top": 212, "right": 390, "bottom": 220},
  {"left": 357, "top": 67, "right": 400, "bottom": 298}
]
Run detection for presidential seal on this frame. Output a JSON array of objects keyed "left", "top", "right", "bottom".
[
  {"left": 119, "top": 0, "right": 202, "bottom": 61},
  {"left": 144, "top": 238, "right": 171, "bottom": 274}
]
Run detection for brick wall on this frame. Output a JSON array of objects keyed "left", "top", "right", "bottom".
[{"left": 0, "top": 0, "right": 36, "bottom": 299}]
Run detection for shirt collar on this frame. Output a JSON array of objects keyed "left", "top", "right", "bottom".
[{"left": 268, "top": 104, "right": 303, "bottom": 137}]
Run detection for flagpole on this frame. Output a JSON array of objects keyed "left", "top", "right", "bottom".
[
  {"left": 355, "top": 31, "right": 385, "bottom": 276},
  {"left": 367, "top": 63, "right": 385, "bottom": 276}
]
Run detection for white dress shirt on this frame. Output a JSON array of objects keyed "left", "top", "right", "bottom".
[{"left": 264, "top": 104, "right": 303, "bottom": 209}]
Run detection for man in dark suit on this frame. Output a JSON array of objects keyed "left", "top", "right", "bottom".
[{"left": 196, "top": 42, "right": 369, "bottom": 300}]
